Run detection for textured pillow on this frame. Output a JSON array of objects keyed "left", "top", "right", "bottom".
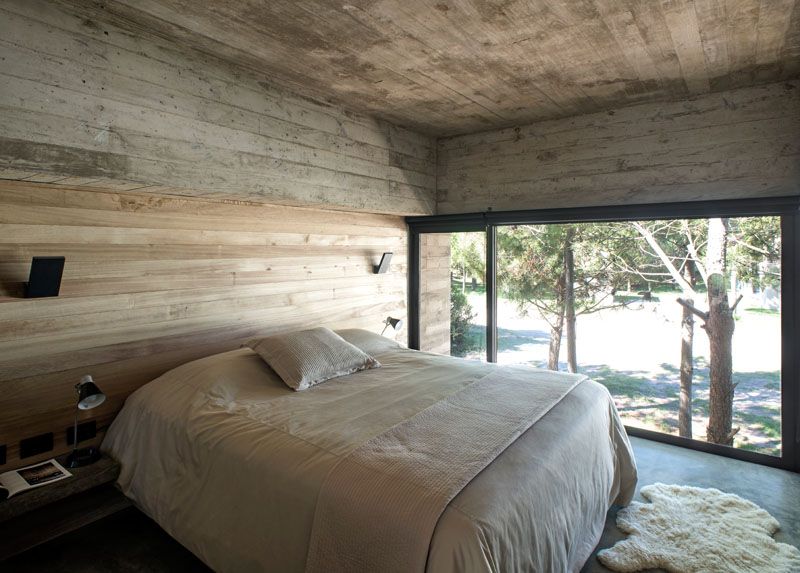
[
  {"left": 335, "top": 328, "right": 404, "bottom": 356},
  {"left": 247, "top": 327, "right": 380, "bottom": 391}
]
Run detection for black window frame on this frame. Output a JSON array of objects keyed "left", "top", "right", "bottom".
[{"left": 407, "top": 196, "right": 800, "bottom": 473}]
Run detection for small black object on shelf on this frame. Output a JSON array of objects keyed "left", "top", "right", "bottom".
[{"left": 25, "top": 256, "right": 65, "bottom": 298}]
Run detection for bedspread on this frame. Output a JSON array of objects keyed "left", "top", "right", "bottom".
[
  {"left": 102, "top": 331, "right": 637, "bottom": 572},
  {"left": 306, "top": 365, "right": 584, "bottom": 572}
]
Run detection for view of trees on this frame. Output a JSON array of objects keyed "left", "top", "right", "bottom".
[{"left": 448, "top": 217, "right": 782, "bottom": 448}]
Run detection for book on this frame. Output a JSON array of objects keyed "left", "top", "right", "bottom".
[{"left": 0, "top": 459, "right": 72, "bottom": 501}]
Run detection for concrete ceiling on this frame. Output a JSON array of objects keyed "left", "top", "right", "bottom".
[{"left": 64, "top": 0, "right": 800, "bottom": 136}]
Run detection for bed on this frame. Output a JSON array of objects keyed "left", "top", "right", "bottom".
[{"left": 102, "top": 328, "right": 637, "bottom": 572}]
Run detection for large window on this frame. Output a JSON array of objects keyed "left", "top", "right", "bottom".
[
  {"left": 496, "top": 218, "right": 781, "bottom": 456},
  {"left": 408, "top": 199, "right": 798, "bottom": 472}
]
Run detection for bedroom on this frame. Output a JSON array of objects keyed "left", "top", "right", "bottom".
[{"left": 0, "top": 0, "right": 798, "bottom": 571}]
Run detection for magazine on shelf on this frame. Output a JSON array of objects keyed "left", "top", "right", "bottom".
[{"left": 0, "top": 458, "right": 72, "bottom": 501}]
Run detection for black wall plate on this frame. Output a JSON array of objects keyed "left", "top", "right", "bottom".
[{"left": 20, "top": 432, "right": 54, "bottom": 458}]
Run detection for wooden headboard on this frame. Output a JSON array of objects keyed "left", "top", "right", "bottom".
[{"left": 0, "top": 180, "right": 408, "bottom": 469}]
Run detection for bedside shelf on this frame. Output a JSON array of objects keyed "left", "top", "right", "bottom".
[{"left": 0, "top": 455, "right": 131, "bottom": 560}]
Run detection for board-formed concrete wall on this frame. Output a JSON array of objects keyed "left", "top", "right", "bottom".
[
  {"left": 437, "top": 81, "right": 800, "bottom": 214},
  {"left": 0, "top": 0, "right": 436, "bottom": 215}
]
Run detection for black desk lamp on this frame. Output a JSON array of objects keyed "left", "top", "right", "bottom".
[
  {"left": 66, "top": 375, "right": 106, "bottom": 468},
  {"left": 381, "top": 316, "right": 404, "bottom": 336}
]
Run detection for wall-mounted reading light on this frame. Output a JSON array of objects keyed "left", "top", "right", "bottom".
[
  {"left": 381, "top": 316, "right": 404, "bottom": 336},
  {"left": 66, "top": 375, "right": 106, "bottom": 468},
  {"left": 374, "top": 252, "right": 392, "bottom": 274},
  {"left": 25, "top": 256, "right": 65, "bottom": 298}
]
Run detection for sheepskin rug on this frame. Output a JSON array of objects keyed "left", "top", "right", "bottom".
[{"left": 597, "top": 483, "right": 800, "bottom": 573}]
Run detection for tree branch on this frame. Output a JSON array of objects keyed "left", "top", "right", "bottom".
[
  {"left": 676, "top": 297, "right": 709, "bottom": 322},
  {"left": 632, "top": 222, "right": 697, "bottom": 296},
  {"left": 681, "top": 220, "right": 708, "bottom": 284},
  {"left": 731, "top": 236, "right": 772, "bottom": 256}
]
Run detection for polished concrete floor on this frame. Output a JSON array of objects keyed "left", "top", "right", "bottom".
[{"left": 3, "top": 436, "right": 799, "bottom": 572}]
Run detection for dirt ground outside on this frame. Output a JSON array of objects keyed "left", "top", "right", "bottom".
[{"left": 462, "top": 290, "right": 782, "bottom": 456}]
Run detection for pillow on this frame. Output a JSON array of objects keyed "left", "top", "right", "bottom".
[
  {"left": 246, "top": 327, "right": 380, "bottom": 391},
  {"left": 335, "top": 328, "right": 405, "bottom": 356}
]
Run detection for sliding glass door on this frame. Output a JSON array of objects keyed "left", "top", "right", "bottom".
[{"left": 418, "top": 232, "right": 487, "bottom": 360}]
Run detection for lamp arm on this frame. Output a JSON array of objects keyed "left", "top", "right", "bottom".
[
  {"left": 380, "top": 323, "right": 389, "bottom": 336},
  {"left": 72, "top": 401, "right": 79, "bottom": 454}
]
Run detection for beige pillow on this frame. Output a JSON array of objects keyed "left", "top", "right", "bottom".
[{"left": 247, "top": 327, "right": 380, "bottom": 391}]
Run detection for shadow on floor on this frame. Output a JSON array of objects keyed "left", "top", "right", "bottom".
[{"left": 2, "top": 506, "right": 210, "bottom": 573}]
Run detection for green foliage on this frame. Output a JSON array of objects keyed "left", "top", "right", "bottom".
[
  {"left": 497, "top": 223, "right": 636, "bottom": 328},
  {"left": 450, "top": 232, "right": 486, "bottom": 290},
  {"left": 729, "top": 216, "right": 781, "bottom": 290},
  {"left": 450, "top": 288, "right": 475, "bottom": 357}
]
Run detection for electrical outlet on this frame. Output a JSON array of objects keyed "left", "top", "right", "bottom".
[
  {"left": 20, "top": 433, "right": 54, "bottom": 458},
  {"left": 66, "top": 421, "right": 97, "bottom": 446}
]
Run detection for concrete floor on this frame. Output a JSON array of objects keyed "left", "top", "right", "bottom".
[
  {"left": 581, "top": 436, "right": 800, "bottom": 572},
  {"left": 3, "top": 436, "right": 799, "bottom": 572}
]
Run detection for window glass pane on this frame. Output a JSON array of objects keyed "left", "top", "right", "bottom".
[
  {"left": 496, "top": 217, "right": 781, "bottom": 456},
  {"left": 419, "top": 232, "right": 486, "bottom": 360}
]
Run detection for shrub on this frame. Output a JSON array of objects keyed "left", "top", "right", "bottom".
[{"left": 450, "top": 289, "right": 475, "bottom": 357}]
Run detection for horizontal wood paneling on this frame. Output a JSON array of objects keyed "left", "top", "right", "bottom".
[
  {"left": 0, "top": 180, "right": 408, "bottom": 469},
  {"left": 437, "top": 81, "right": 800, "bottom": 213},
  {"left": 0, "top": 0, "right": 435, "bottom": 214}
]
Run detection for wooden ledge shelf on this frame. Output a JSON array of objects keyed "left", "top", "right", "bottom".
[{"left": 0, "top": 455, "right": 131, "bottom": 560}]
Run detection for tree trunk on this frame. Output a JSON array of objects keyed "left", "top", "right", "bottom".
[
  {"left": 547, "top": 321, "right": 564, "bottom": 371},
  {"left": 679, "top": 261, "right": 695, "bottom": 438},
  {"left": 547, "top": 275, "right": 567, "bottom": 371},
  {"left": 705, "top": 218, "right": 738, "bottom": 445},
  {"left": 471, "top": 277, "right": 477, "bottom": 292},
  {"left": 564, "top": 229, "right": 578, "bottom": 373},
  {"left": 461, "top": 264, "right": 466, "bottom": 294}
]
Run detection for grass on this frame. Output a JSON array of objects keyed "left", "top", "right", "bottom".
[
  {"left": 568, "top": 365, "right": 781, "bottom": 456},
  {"left": 613, "top": 294, "right": 661, "bottom": 303},
  {"left": 744, "top": 307, "right": 779, "bottom": 316},
  {"left": 734, "top": 370, "right": 780, "bottom": 386},
  {"left": 735, "top": 410, "right": 781, "bottom": 439},
  {"left": 451, "top": 278, "right": 486, "bottom": 296},
  {"left": 587, "top": 365, "right": 660, "bottom": 399}
]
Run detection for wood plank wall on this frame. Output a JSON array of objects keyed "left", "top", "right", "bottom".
[
  {"left": 0, "top": 0, "right": 435, "bottom": 215},
  {"left": 0, "top": 180, "right": 408, "bottom": 469},
  {"left": 437, "top": 81, "right": 800, "bottom": 213},
  {"left": 419, "top": 234, "right": 451, "bottom": 355}
]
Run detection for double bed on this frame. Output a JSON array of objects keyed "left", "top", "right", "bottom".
[{"left": 102, "top": 328, "right": 637, "bottom": 572}]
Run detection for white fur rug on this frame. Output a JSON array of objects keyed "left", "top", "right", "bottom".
[{"left": 597, "top": 483, "right": 800, "bottom": 573}]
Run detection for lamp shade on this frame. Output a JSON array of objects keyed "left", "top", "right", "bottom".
[
  {"left": 381, "top": 316, "right": 404, "bottom": 336},
  {"left": 77, "top": 375, "right": 106, "bottom": 410}
]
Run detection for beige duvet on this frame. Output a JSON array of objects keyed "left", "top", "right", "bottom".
[{"left": 102, "top": 329, "right": 637, "bottom": 572}]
